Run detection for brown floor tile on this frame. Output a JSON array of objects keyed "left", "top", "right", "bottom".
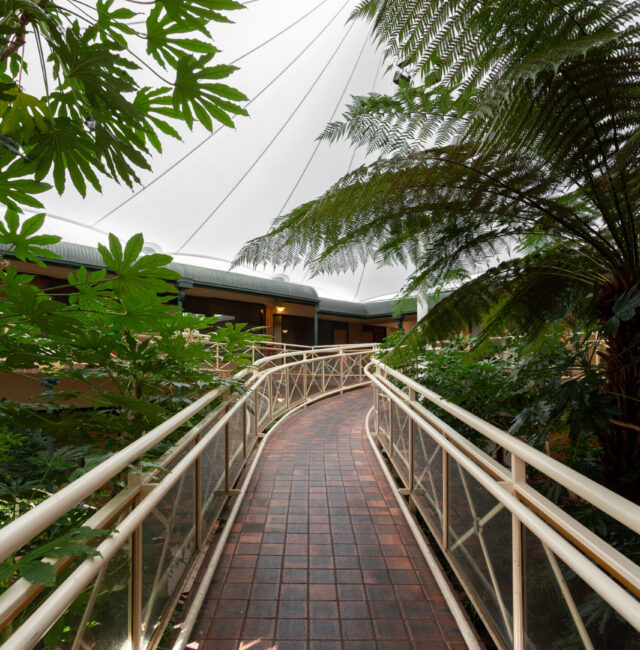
[
  {"left": 188, "top": 390, "right": 466, "bottom": 649},
  {"left": 276, "top": 618, "right": 308, "bottom": 639},
  {"left": 241, "top": 617, "right": 274, "bottom": 640}
]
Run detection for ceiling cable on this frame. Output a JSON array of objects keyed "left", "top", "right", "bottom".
[
  {"left": 230, "top": 0, "right": 333, "bottom": 66},
  {"left": 352, "top": 51, "right": 385, "bottom": 301},
  {"left": 94, "top": 0, "right": 349, "bottom": 226},
  {"left": 274, "top": 28, "right": 370, "bottom": 221},
  {"left": 174, "top": 20, "right": 357, "bottom": 253}
]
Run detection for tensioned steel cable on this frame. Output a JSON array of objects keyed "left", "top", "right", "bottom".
[
  {"left": 93, "top": 0, "right": 348, "bottom": 227},
  {"left": 296, "top": 48, "right": 383, "bottom": 290},
  {"left": 231, "top": 0, "right": 333, "bottom": 65},
  {"left": 352, "top": 51, "right": 385, "bottom": 301},
  {"left": 272, "top": 28, "right": 370, "bottom": 223},
  {"left": 174, "top": 20, "right": 357, "bottom": 253}
]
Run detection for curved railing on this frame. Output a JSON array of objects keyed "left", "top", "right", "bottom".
[
  {"left": 365, "top": 358, "right": 640, "bottom": 650},
  {"left": 5, "top": 344, "right": 638, "bottom": 650},
  {"left": 0, "top": 344, "right": 375, "bottom": 649}
]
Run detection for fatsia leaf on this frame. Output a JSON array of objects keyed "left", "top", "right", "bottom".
[
  {"left": 173, "top": 55, "right": 247, "bottom": 130},
  {"left": 18, "top": 560, "right": 56, "bottom": 587},
  {"left": 98, "top": 233, "right": 179, "bottom": 299},
  {"left": 0, "top": 210, "right": 61, "bottom": 266}
]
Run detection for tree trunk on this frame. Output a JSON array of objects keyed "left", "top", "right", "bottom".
[{"left": 597, "top": 311, "right": 640, "bottom": 503}]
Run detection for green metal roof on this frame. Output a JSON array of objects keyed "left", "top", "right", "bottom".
[
  {"left": 1, "top": 240, "right": 415, "bottom": 317},
  {"left": 318, "top": 297, "right": 417, "bottom": 319},
  {"left": 1, "top": 241, "right": 318, "bottom": 304},
  {"left": 169, "top": 261, "right": 318, "bottom": 303}
]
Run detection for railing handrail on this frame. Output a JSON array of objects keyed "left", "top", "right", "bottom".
[
  {"left": 0, "top": 386, "right": 226, "bottom": 565},
  {"left": 366, "top": 359, "right": 640, "bottom": 641},
  {"left": 0, "top": 345, "right": 372, "bottom": 564},
  {"left": 0, "top": 346, "right": 375, "bottom": 647},
  {"left": 372, "top": 359, "right": 640, "bottom": 538},
  {"left": 370, "top": 368, "right": 640, "bottom": 594}
]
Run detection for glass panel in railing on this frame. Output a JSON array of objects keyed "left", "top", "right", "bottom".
[
  {"left": 19, "top": 533, "right": 132, "bottom": 649},
  {"left": 257, "top": 380, "right": 270, "bottom": 429},
  {"left": 343, "top": 354, "right": 362, "bottom": 386},
  {"left": 162, "top": 437, "right": 196, "bottom": 470},
  {"left": 1, "top": 504, "right": 134, "bottom": 649},
  {"left": 272, "top": 370, "right": 287, "bottom": 415},
  {"left": 377, "top": 394, "right": 391, "bottom": 456},
  {"left": 306, "top": 359, "right": 323, "bottom": 397},
  {"left": 288, "top": 364, "right": 304, "bottom": 406},
  {"left": 448, "top": 461, "right": 513, "bottom": 644},
  {"left": 412, "top": 424, "right": 444, "bottom": 540},
  {"left": 391, "top": 405, "right": 411, "bottom": 485},
  {"left": 523, "top": 528, "right": 640, "bottom": 649},
  {"left": 142, "top": 463, "right": 197, "bottom": 645},
  {"left": 200, "top": 427, "right": 226, "bottom": 535},
  {"left": 245, "top": 399, "right": 257, "bottom": 452},
  {"left": 324, "top": 357, "right": 340, "bottom": 390},
  {"left": 227, "top": 406, "right": 245, "bottom": 486}
]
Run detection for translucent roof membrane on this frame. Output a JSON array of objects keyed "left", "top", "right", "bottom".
[{"left": 24, "top": 0, "right": 414, "bottom": 303}]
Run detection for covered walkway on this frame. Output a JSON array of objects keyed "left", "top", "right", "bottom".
[{"left": 188, "top": 389, "right": 468, "bottom": 649}]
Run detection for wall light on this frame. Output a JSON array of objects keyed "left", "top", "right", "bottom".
[{"left": 275, "top": 305, "right": 285, "bottom": 313}]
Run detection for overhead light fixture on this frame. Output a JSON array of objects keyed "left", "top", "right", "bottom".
[
  {"left": 393, "top": 69, "right": 412, "bottom": 85},
  {"left": 275, "top": 304, "right": 285, "bottom": 313}
]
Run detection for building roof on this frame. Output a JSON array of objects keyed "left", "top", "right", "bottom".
[
  {"left": 317, "top": 297, "right": 417, "bottom": 318},
  {"left": 1, "top": 240, "right": 416, "bottom": 318}
]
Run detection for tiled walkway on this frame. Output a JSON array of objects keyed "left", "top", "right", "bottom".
[{"left": 189, "top": 388, "right": 467, "bottom": 650}]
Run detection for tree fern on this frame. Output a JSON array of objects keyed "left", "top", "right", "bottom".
[{"left": 236, "top": 0, "right": 640, "bottom": 497}]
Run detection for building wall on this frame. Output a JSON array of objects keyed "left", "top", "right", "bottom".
[
  {"left": 182, "top": 294, "right": 264, "bottom": 330},
  {"left": 280, "top": 316, "right": 387, "bottom": 346}
]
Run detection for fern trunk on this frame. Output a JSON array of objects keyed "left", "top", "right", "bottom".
[{"left": 598, "top": 305, "right": 640, "bottom": 503}]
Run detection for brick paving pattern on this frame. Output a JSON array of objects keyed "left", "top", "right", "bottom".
[{"left": 189, "top": 388, "right": 467, "bottom": 649}]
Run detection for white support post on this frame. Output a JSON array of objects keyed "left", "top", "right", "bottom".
[
  {"left": 512, "top": 456, "right": 526, "bottom": 650},
  {"left": 442, "top": 450, "right": 449, "bottom": 549},
  {"left": 409, "top": 389, "right": 415, "bottom": 495},
  {"left": 285, "top": 364, "right": 290, "bottom": 409},
  {"left": 303, "top": 353, "right": 308, "bottom": 401}
]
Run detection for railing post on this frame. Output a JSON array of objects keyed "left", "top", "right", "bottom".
[
  {"left": 321, "top": 357, "right": 326, "bottom": 392},
  {"left": 195, "top": 435, "right": 202, "bottom": 550},
  {"left": 512, "top": 456, "right": 526, "bottom": 650},
  {"left": 374, "top": 386, "right": 379, "bottom": 437},
  {"left": 285, "top": 364, "right": 290, "bottom": 409},
  {"left": 242, "top": 401, "right": 248, "bottom": 458},
  {"left": 409, "top": 389, "right": 415, "bottom": 495},
  {"left": 442, "top": 449, "right": 449, "bottom": 549},
  {"left": 268, "top": 373, "right": 273, "bottom": 423},
  {"left": 303, "top": 353, "right": 308, "bottom": 401},
  {"left": 131, "top": 523, "right": 143, "bottom": 650},
  {"left": 224, "top": 395, "right": 231, "bottom": 493},
  {"left": 253, "top": 388, "right": 260, "bottom": 435},
  {"left": 339, "top": 348, "right": 344, "bottom": 391},
  {"left": 389, "top": 399, "right": 394, "bottom": 458}
]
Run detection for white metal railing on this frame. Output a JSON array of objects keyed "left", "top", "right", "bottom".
[
  {"left": 366, "top": 358, "right": 640, "bottom": 650},
  {"left": 0, "top": 344, "right": 374, "bottom": 649},
  {"left": 207, "top": 340, "right": 377, "bottom": 369}
]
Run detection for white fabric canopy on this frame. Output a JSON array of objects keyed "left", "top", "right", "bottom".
[{"left": 25, "top": 0, "right": 414, "bottom": 302}]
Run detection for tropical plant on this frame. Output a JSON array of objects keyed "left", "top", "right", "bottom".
[
  {"left": 0, "top": 210, "right": 265, "bottom": 591},
  {"left": 236, "top": 0, "right": 640, "bottom": 500},
  {"left": 385, "top": 332, "right": 610, "bottom": 476},
  {"left": 0, "top": 0, "right": 247, "bottom": 212}
]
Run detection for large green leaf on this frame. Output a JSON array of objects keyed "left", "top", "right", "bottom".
[
  {"left": 98, "top": 233, "right": 179, "bottom": 299},
  {"left": 173, "top": 54, "right": 247, "bottom": 130}
]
